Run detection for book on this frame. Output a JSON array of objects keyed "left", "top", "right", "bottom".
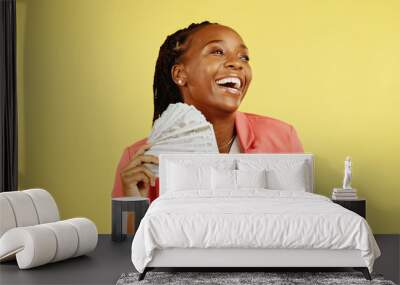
[
  {"left": 332, "top": 193, "right": 358, "bottom": 200},
  {"left": 333, "top": 188, "right": 357, "bottom": 193},
  {"left": 332, "top": 192, "right": 357, "bottom": 197},
  {"left": 332, "top": 195, "right": 359, "bottom": 200}
]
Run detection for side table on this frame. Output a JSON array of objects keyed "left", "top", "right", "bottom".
[
  {"left": 112, "top": 197, "right": 149, "bottom": 242},
  {"left": 332, "top": 198, "right": 366, "bottom": 218}
]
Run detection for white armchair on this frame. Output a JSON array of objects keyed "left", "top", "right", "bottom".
[{"left": 0, "top": 189, "right": 97, "bottom": 269}]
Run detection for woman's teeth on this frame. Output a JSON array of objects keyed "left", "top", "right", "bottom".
[{"left": 215, "top": 77, "right": 242, "bottom": 89}]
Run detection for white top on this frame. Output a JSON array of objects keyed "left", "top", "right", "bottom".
[
  {"left": 112, "top": 197, "right": 149, "bottom": 202},
  {"left": 229, "top": 136, "right": 241, "bottom": 154}
]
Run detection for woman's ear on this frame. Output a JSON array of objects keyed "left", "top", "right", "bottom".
[{"left": 171, "top": 64, "right": 187, "bottom": 86}]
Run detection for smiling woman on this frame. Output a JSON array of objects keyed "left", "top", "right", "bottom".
[
  {"left": 169, "top": 23, "right": 252, "bottom": 120},
  {"left": 112, "top": 21, "right": 304, "bottom": 200}
]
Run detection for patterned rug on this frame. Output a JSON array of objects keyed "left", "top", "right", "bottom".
[{"left": 116, "top": 271, "right": 396, "bottom": 285}]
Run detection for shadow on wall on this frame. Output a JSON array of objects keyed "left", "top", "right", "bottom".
[
  {"left": 18, "top": 0, "right": 64, "bottom": 200},
  {"left": 16, "top": 0, "right": 27, "bottom": 189}
]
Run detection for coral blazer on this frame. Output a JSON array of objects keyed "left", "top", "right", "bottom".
[{"left": 112, "top": 111, "right": 304, "bottom": 201}]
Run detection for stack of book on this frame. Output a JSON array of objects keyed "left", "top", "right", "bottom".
[{"left": 332, "top": 188, "right": 358, "bottom": 200}]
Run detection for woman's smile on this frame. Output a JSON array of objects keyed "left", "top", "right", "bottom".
[{"left": 215, "top": 75, "right": 244, "bottom": 96}]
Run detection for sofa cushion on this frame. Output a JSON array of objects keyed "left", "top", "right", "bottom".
[{"left": 0, "top": 218, "right": 97, "bottom": 269}]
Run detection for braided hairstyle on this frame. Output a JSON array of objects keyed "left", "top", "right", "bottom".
[{"left": 152, "top": 21, "right": 218, "bottom": 124}]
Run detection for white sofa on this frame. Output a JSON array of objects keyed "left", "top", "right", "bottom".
[{"left": 0, "top": 189, "right": 98, "bottom": 269}]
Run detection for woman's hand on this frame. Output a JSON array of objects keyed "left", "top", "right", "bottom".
[{"left": 120, "top": 143, "right": 158, "bottom": 197}]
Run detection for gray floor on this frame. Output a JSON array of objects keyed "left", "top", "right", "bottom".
[
  {"left": 0, "top": 235, "right": 135, "bottom": 285},
  {"left": 374, "top": 235, "right": 400, "bottom": 284},
  {"left": 0, "top": 235, "right": 398, "bottom": 285}
]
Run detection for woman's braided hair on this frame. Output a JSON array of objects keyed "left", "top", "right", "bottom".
[{"left": 152, "top": 21, "right": 217, "bottom": 124}]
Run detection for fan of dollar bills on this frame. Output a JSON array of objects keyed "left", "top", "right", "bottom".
[{"left": 144, "top": 103, "right": 219, "bottom": 176}]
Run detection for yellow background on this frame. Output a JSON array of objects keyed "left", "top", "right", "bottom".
[{"left": 16, "top": 0, "right": 400, "bottom": 234}]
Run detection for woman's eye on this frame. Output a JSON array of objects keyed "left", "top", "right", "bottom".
[
  {"left": 210, "top": 49, "right": 250, "bottom": 62},
  {"left": 241, "top": 55, "right": 250, "bottom": 62},
  {"left": 211, "top": 49, "right": 224, "bottom": 55}
]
